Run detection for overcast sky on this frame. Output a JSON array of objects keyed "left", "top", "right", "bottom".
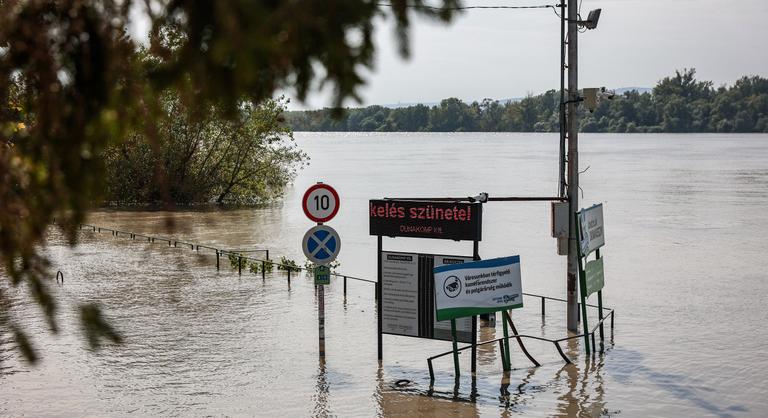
[{"left": 288, "top": 0, "right": 768, "bottom": 109}]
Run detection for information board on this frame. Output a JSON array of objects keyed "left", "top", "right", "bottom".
[
  {"left": 434, "top": 256, "right": 523, "bottom": 321},
  {"left": 370, "top": 200, "right": 482, "bottom": 241},
  {"left": 579, "top": 203, "right": 605, "bottom": 255},
  {"left": 381, "top": 252, "right": 419, "bottom": 337},
  {"left": 432, "top": 255, "right": 473, "bottom": 341},
  {"left": 380, "top": 251, "right": 473, "bottom": 343}
]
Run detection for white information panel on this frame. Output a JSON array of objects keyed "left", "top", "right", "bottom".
[
  {"left": 579, "top": 203, "right": 605, "bottom": 255},
  {"left": 434, "top": 256, "right": 523, "bottom": 321},
  {"left": 433, "top": 255, "right": 473, "bottom": 340},
  {"left": 381, "top": 252, "right": 419, "bottom": 337}
]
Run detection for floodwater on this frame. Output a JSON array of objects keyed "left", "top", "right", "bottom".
[{"left": 2, "top": 133, "right": 768, "bottom": 417}]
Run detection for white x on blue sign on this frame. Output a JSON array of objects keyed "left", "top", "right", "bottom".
[{"left": 302, "top": 225, "right": 341, "bottom": 264}]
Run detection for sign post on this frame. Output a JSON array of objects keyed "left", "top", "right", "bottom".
[
  {"left": 302, "top": 183, "right": 341, "bottom": 358},
  {"left": 318, "top": 284, "right": 326, "bottom": 356},
  {"left": 433, "top": 256, "right": 523, "bottom": 378},
  {"left": 576, "top": 203, "right": 606, "bottom": 354}
]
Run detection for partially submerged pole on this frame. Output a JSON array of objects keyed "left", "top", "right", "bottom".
[
  {"left": 566, "top": 0, "right": 580, "bottom": 333},
  {"left": 318, "top": 283, "right": 326, "bottom": 357}
]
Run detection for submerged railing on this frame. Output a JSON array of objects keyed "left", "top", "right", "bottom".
[
  {"left": 76, "top": 223, "right": 377, "bottom": 294},
  {"left": 426, "top": 293, "right": 615, "bottom": 383}
]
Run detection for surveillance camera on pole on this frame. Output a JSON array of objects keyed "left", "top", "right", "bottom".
[{"left": 583, "top": 87, "right": 615, "bottom": 112}]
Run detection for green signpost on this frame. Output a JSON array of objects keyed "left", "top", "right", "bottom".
[{"left": 576, "top": 203, "right": 606, "bottom": 355}]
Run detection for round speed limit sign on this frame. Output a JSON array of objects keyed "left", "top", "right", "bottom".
[{"left": 302, "top": 183, "right": 340, "bottom": 223}]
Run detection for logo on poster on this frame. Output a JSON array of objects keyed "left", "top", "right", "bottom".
[{"left": 443, "top": 275, "right": 462, "bottom": 298}]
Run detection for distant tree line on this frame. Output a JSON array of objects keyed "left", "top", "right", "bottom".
[{"left": 287, "top": 69, "right": 768, "bottom": 133}]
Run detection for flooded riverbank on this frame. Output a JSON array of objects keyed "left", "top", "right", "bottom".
[{"left": 2, "top": 133, "right": 767, "bottom": 417}]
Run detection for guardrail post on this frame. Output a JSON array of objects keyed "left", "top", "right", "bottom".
[
  {"left": 611, "top": 310, "right": 614, "bottom": 330},
  {"left": 498, "top": 338, "right": 509, "bottom": 371},
  {"left": 554, "top": 341, "right": 572, "bottom": 364},
  {"left": 216, "top": 251, "right": 220, "bottom": 270},
  {"left": 287, "top": 269, "right": 291, "bottom": 284},
  {"left": 238, "top": 256, "right": 242, "bottom": 275},
  {"left": 343, "top": 276, "right": 347, "bottom": 297},
  {"left": 541, "top": 296, "right": 545, "bottom": 316},
  {"left": 428, "top": 359, "right": 435, "bottom": 385},
  {"left": 597, "top": 290, "right": 605, "bottom": 342},
  {"left": 265, "top": 250, "right": 269, "bottom": 260},
  {"left": 261, "top": 261, "right": 266, "bottom": 280}
]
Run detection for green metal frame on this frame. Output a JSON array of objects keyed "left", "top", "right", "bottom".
[{"left": 501, "top": 310, "right": 512, "bottom": 371}]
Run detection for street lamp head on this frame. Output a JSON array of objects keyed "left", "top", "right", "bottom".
[
  {"left": 588, "top": 9, "right": 602, "bottom": 29},
  {"left": 582, "top": 9, "right": 601, "bottom": 30}
]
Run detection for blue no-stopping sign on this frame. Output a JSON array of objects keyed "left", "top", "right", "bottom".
[{"left": 302, "top": 225, "right": 341, "bottom": 264}]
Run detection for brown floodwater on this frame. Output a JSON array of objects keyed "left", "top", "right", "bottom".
[{"left": 2, "top": 133, "right": 767, "bottom": 417}]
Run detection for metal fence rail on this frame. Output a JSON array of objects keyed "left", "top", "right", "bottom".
[
  {"left": 426, "top": 294, "right": 614, "bottom": 382},
  {"left": 77, "top": 223, "right": 377, "bottom": 287}
]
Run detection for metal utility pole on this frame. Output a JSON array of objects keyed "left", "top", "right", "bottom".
[
  {"left": 558, "top": 1, "right": 566, "bottom": 198},
  {"left": 566, "top": 0, "right": 580, "bottom": 332}
]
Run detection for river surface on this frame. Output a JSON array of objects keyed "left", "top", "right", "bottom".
[{"left": 2, "top": 133, "right": 768, "bottom": 417}]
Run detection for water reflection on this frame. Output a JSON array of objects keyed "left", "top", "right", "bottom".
[
  {"left": 312, "top": 357, "right": 330, "bottom": 417},
  {"left": 378, "top": 366, "right": 481, "bottom": 417},
  {"left": 499, "top": 367, "right": 539, "bottom": 411},
  {"left": 554, "top": 337, "right": 607, "bottom": 417},
  {"left": 477, "top": 319, "right": 499, "bottom": 368}
]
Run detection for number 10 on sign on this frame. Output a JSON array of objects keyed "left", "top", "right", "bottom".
[{"left": 302, "top": 183, "right": 340, "bottom": 223}]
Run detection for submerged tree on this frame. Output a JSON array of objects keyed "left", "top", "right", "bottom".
[
  {"left": 0, "top": 0, "right": 462, "bottom": 363},
  {"left": 104, "top": 95, "right": 307, "bottom": 205}
]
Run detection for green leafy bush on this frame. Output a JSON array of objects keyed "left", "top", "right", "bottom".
[
  {"left": 228, "top": 253, "right": 246, "bottom": 270},
  {"left": 249, "top": 259, "right": 274, "bottom": 274},
  {"left": 278, "top": 256, "right": 301, "bottom": 272}
]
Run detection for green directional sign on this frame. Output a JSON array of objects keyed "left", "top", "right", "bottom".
[
  {"left": 584, "top": 257, "right": 604, "bottom": 297},
  {"left": 314, "top": 264, "right": 331, "bottom": 285}
]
